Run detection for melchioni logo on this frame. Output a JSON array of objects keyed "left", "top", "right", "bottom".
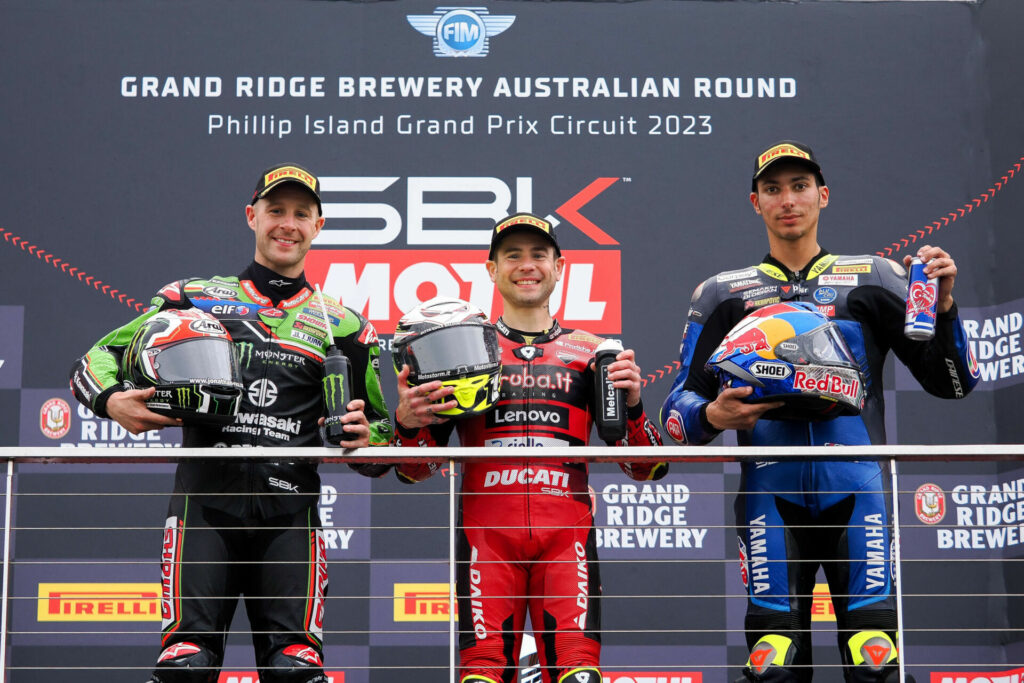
[
  {"left": 38, "top": 583, "right": 160, "bottom": 621},
  {"left": 394, "top": 583, "right": 453, "bottom": 621}
]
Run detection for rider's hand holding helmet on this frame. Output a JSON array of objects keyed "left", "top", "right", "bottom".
[
  {"left": 121, "top": 308, "right": 243, "bottom": 424},
  {"left": 706, "top": 301, "right": 865, "bottom": 421},
  {"left": 392, "top": 296, "right": 502, "bottom": 419}
]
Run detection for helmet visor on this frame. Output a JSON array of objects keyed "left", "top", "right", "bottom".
[
  {"left": 774, "top": 323, "right": 857, "bottom": 368},
  {"left": 400, "top": 324, "right": 501, "bottom": 380},
  {"left": 148, "top": 337, "right": 241, "bottom": 386}
]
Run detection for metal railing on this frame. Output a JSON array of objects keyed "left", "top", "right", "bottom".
[{"left": 1, "top": 445, "right": 1022, "bottom": 683}]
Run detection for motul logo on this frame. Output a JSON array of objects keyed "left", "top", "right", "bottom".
[
  {"left": 306, "top": 249, "right": 620, "bottom": 333},
  {"left": 305, "top": 175, "right": 624, "bottom": 333},
  {"left": 929, "top": 667, "right": 1024, "bottom": 683}
]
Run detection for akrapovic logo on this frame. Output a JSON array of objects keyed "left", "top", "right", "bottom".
[
  {"left": 38, "top": 583, "right": 160, "bottom": 622},
  {"left": 305, "top": 176, "right": 624, "bottom": 334}
]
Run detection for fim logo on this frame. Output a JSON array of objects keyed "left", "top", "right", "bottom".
[{"left": 408, "top": 7, "right": 515, "bottom": 57}]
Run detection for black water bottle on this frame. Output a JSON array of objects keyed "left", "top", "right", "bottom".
[
  {"left": 323, "top": 345, "right": 356, "bottom": 446},
  {"left": 594, "top": 339, "right": 626, "bottom": 442}
]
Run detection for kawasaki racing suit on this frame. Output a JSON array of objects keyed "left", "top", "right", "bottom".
[
  {"left": 660, "top": 251, "right": 978, "bottom": 682},
  {"left": 395, "top": 318, "right": 666, "bottom": 683},
  {"left": 69, "top": 261, "right": 394, "bottom": 683}
]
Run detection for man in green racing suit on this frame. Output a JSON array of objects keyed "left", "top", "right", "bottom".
[{"left": 69, "top": 163, "right": 393, "bottom": 683}]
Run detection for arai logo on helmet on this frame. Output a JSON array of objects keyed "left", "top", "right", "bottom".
[
  {"left": 749, "top": 361, "right": 792, "bottom": 379},
  {"left": 190, "top": 319, "right": 225, "bottom": 336},
  {"left": 407, "top": 8, "right": 515, "bottom": 57}
]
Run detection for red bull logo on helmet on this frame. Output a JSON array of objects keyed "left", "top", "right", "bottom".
[{"left": 793, "top": 369, "right": 861, "bottom": 402}]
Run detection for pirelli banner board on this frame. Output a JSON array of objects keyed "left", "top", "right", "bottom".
[{"left": 2, "top": 0, "right": 1024, "bottom": 681}]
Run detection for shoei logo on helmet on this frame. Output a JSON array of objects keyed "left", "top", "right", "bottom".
[{"left": 750, "top": 361, "right": 791, "bottom": 379}]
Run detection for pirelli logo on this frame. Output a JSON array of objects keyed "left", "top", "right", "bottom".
[
  {"left": 832, "top": 264, "right": 872, "bottom": 274},
  {"left": 265, "top": 166, "right": 316, "bottom": 192},
  {"left": 393, "top": 583, "right": 454, "bottom": 622},
  {"left": 811, "top": 583, "right": 836, "bottom": 622},
  {"left": 38, "top": 583, "right": 161, "bottom": 622}
]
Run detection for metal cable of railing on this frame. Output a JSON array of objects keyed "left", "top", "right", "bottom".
[{"left": 1, "top": 445, "right": 1022, "bottom": 682}]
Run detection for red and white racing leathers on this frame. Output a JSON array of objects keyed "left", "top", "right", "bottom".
[{"left": 394, "top": 319, "right": 665, "bottom": 683}]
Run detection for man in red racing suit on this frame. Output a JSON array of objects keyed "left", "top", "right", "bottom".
[{"left": 392, "top": 214, "right": 666, "bottom": 683}]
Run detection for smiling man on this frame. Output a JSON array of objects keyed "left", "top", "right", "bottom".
[
  {"left": 69, "top": 162, "right": 393, "bottom": 683},
  {"left": 391, "top": 213, "right": 666, "bottom": 683}
]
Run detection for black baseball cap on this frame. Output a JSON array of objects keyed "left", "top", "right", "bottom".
[
  {"left": 752, "top": 140, "right": 825, "bottom": 191},
  {"left": 250, "top": 163, "right": 322, "bottom": 214},
  {"left": 488, "top": 213, "right": 561, "bottom": 259}
]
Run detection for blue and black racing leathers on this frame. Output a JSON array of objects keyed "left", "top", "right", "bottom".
[{"left": 660, "top": 250, "right": 979, "bottom": 682}]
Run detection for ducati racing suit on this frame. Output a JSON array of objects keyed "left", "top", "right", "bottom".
[
  {"left": 395, "top": 319, "right": 666, "bottom": 683},
  {"left": 70, "top": 261, "right": 394, "bottom": 683},
  {"left": 660, "top": 251, "right": 979, "bottom": 682}
]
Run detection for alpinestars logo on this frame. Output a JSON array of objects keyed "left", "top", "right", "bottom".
[{"left": 407, "top": 8, "right": 515, "bottom": 57}]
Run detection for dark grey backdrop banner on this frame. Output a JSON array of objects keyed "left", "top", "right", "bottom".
[{"left": 3, "top": 1, "right": 1023, "bottom": 681}]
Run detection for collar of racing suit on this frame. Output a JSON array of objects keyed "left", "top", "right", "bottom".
[
  {"left": 494, "top": 317, "right": 563, "bottom": 345},
  {"left": 761, "top": 247, "right": 831, "bottom": 281},
  {"left": 239, "top": 261, "right": 310, "bottom": 306}
]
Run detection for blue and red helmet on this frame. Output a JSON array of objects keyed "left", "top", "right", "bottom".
[{"left": 707, "top": 301, "right": 865, "bottom": 421}]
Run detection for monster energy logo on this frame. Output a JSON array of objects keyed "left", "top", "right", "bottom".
[
  {"left": 176, "top": 386, "right": 200, "bottom": 407},
  {"left": 236, "top": 341, "right": 254, "bottom": 369},
  {"left": 323, "top": 374, "right": 346, "bottom": 412}
]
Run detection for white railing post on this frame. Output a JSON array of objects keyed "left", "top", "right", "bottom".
[
  {"left": 889, "top": 457, "right": 907, "bottom": 681},
  {"left": 1, "top": 458, "right": 14, "bottom": 683}
]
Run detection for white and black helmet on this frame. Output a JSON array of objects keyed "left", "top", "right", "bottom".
[{"left": 392, "top": 297, "right": 502, "bottom": 418}]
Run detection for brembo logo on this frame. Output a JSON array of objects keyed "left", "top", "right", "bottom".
[{"left": 305, "top": 176, "right": 624, "bottom": 333}]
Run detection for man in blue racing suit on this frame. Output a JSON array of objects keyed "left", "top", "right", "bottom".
[{"left": 660, "top": 141, "right": 979, "bottom": 682}]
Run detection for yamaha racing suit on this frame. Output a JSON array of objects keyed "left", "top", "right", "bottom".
[
  {"left": 70, "top": 261, "right": 394, "bottom": 683},
  {"left": 394, "top": 319, "right": 666, "bottom": 683},
  {"left": 660, "top": 251, "right": 978, "bottom": 682}
]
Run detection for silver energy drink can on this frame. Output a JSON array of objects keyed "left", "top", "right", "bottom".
[{"left": 905, "top": 256, "right": 938, "bottom": 340}]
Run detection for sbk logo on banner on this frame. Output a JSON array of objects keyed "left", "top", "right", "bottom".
[{"left": 305, "top": 176, "right": 623, "bottom": 333}]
